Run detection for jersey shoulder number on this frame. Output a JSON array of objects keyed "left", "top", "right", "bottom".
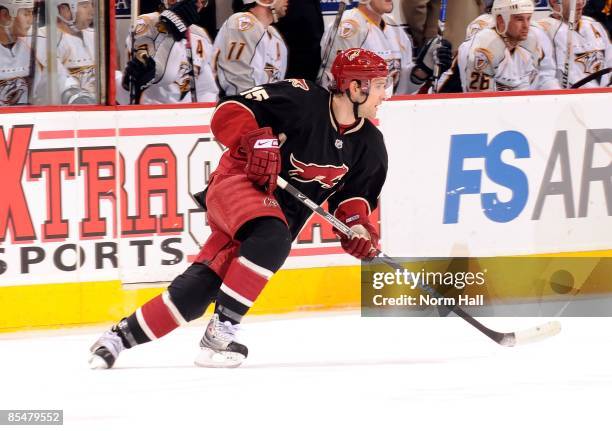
[{"left": 240, "top": 86, "right": 270, "bottom": 101}]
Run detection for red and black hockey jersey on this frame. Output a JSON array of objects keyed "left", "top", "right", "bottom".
[{"left": 210, "top": 79, "right": 388, "bottom": 239}]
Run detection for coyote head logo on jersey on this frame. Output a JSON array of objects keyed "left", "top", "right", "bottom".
[
  {"left": 288, "top": 154, "right": 349, "bottom": 189},
  {"left": 346, "top": 49, "right": 361, "bottom": 62}
]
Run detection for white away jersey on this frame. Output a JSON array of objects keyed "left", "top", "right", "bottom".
[
  {"left": 321, "top": 8, "right": 417, "bottom": 94},
  {"left": 118, "top": 12, "right": 218, "bottom": 104},
  {"left": 537, "top": 16, "right": 611, "bottom": 87},
  {"left": 58, "top": 29, "right": 96, "bottom": 97},
  {"left": 0, "top": 35, "right": 79, "bottom": 105},
  {"left": 460, "top": 13, "right": 559, "bottom": 90},
  {"left": 0, "top": 38, "right": 34, "bottom": 105},
  {"left": 213, "top": 12, "right": 287, "bottom": 96},
  {"left": 458, "top": 28, "right": 551, "bottom": 92}
]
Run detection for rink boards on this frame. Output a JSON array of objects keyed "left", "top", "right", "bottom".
[{"left": 0, "top": 88, "right": 610, "bottom": 330}]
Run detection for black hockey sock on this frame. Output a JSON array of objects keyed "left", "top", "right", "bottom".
[
  {"left": 113, "top": 317, "right": 144, "bottom": 348},
  {"left": 214, "top": 291, "right": 250, "bottom": 325}
]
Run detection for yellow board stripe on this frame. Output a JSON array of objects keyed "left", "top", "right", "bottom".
[
  {"left": 1, "top": 249, "right": 610, "bottom": 333},
  {"left": 0, "top": 266, "right": 362, "bottom": 333}
]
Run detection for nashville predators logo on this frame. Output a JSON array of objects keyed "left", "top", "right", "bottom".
[
  {"left": 474, "top": 48, "right": 492, "bottom": 72},
  {"left": 0, "top": 77, "right": 28, "bottom": 105},
  {"left": 288, "top": 154, "right": 349, "bottom": 189},
  {"left": 175, "top": 61, "right": 192, "bottom": 99},
  {"left": 575, "top": 50, "right": 604, "bottom": 74},
  {"left": 134, "top": 21, "right": 147, "bottom": 35},
  {"left": 68, "top": 66, "right": 97, "bottom": 95},
  {"left": 339, "top": 20, "right": 358, "bottom": 39},
  {"left": 237, "top": 14, "right": 254, "bottom": 31}
]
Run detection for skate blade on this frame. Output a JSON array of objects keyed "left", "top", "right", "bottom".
[
  {"left": 88, "top": 354, "right": 110, "bottom": 370},
  {"left": 194, "top": 347, "right": 245, "bottom": 368}
]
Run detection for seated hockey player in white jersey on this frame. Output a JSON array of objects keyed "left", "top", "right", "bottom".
[
  {"left": 0, "top": 0, "right": 36, "bottom": 105},
  {"left": 116, "top": 0, "right": 218, "bottom": 104},
  {"left": 537, "top": 0, "right": 611, "bottom": 88},
  {"left": 439, "top": 0, "right": 556, "bottom": 92},
  {"left": 320, "top": 0, "right": 452, "bottom": 95},
  {"left": 213, "top": 0, "right": 288, "bottom": 97},
  {"left": 0, "top": 0, "right": 92, "bottom": 105},
  {"left": 38, "top": 0, "right": 98, "bottom": 103},
  {"left": 459, "top": 4, "right": 560, "bottom": 91}
]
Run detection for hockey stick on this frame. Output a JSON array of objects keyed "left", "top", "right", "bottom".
[
  {"left": 129, "top": 0, "right": 140, "bottom": 104},
  {"left": 316, "top": 0, "right": 350, "bottom": 85},
  {"left": 27, "top": 0, "right": 41, "bottom": 105},
  {"left": 431, "top": 0, "right": 448, "bottom": 94},
  {"left": 277, "top": 176, "right": 562, "bottom": 347},
  {"left": 185, "top": 29, "right": 198, "bottom": 102},
  {"left": 570, "top": 67, "right": 612, "bottom": 88},
  {"left": 561, "top": 0, "right": 577, "bottom": 88}
]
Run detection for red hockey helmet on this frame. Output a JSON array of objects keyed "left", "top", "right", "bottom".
[{"left": 330, "top": 48, "right": 389, "bottom": 93}]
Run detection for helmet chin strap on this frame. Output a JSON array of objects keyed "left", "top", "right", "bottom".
[
  {"left": 346, "top": 86, "right": 369, "bottom": 120},
  {"left": 57, "top": 13, "right": 79, "bottom": 32}
]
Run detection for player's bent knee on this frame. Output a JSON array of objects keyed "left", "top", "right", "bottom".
[
  {"left": 238, "top": 217, "right": 292, "bottom": 273},
  {"left": 167, "top": 263, "right": 222, "bottom": 321}
]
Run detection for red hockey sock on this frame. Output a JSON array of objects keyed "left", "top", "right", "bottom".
[
  {"left": 135, "top": 292, "right": 187, "bottom": 341},
  {"left": 216, "top": 256, "right": 272, "bottom": 323}
]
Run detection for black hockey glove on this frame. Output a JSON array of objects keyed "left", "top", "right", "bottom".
[
  {"left": 159, "top": 0, "right": 199, "bottom": 41},
  {"left": 122, "top": 55, "right": 156, "bottom": 93},
  {"left": 415, "top": 37, "right": 453, "bottom": 79},
  {"left": 434, "top": 39, "right": 453, "bottom": 76}
]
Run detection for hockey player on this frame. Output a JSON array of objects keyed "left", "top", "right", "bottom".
[
  {"left": 0, "top": 0, "right": 91, "bottom": 105},
  {"left": 0, "top": 0, "right": 35, "bottom": 104},
  {"left": 117, "top": 0, "right": 218, "bottom": 104},
  {"left": 213, "top": 0, "right": 288, "bottom": 96},
  {"left": 320, "top": 0, "right": 453, "bottom": 95},
  {"left": 439, "top": 0, "right": 557, "bottom": 92},
  {"left": 438, "top": 1, "right": 560, "bottom": 92},
  {"left": 538, "top": 0, "right": 611, "bottom": 87},
  {"left": 89, "top": 48, "right": 389, "bottom": 369},
  {"left": 38, "top": 0, "right": 98, "bottom": 102}
]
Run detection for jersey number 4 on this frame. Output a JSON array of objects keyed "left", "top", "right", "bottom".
[{"left": 227, "top": 42, "right": 246, "bottom": 61}]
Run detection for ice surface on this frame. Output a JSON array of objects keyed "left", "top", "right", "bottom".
[{"left": 0, "top": 312, "right": 610, "bottom": 431}]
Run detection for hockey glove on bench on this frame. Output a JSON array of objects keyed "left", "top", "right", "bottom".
[
  {"left": 413, "top": 37, "right": 453, "bottom": 83},
  {"left": 241, "top": 127, "right": 281, "bottom": 194},
  {"left": 160, "top": 0, "right": 199, "bottom": 41},
  {"left": 334, "top": 200, "right": 379, "bottom": 260},
  {"left": 122, "top": 55, "right": 156, "bottom": 95}
]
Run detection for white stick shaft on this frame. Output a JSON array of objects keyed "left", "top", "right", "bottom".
[{"left": 562, "top": 0, "right": 577, "bottom": 88}]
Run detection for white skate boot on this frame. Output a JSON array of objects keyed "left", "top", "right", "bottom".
[
  {"left": 194, "top": 314, "right": 248, "bottom": 368},
  {"left": 88, "top": 328, "right": 125, "bottom": 369}
]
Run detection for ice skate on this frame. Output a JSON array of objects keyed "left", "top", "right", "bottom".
[
  {"left": 88, "top": 328, "right": 125, "bottom": 369},
  {"left": 194, "top": 314, "right": 248, "bottom": 368}
]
